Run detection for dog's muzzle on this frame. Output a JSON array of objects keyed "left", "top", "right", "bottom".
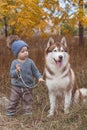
[{"left": 54, "top": 55, "right": 63, "bottom": 67}]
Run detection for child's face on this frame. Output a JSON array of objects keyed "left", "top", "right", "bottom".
[{"left": 17, "top": 46, "right": 29, "bottom": 60}]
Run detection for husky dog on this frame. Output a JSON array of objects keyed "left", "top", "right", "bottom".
[{"left": 45, "top": 37, "right": 87, "bottom": 117}]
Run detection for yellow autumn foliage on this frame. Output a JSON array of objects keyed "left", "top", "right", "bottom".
[{"left": 0, "top": 0, "right": 86, "bottom": 37}]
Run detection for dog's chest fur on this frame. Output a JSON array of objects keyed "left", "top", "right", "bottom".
[{"left": 45, "top": 66, "right": 72, "bottom": 92}]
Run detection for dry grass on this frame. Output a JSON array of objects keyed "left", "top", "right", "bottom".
[{"left": 0, "top": 35, "right": 87, "bottom": 130}]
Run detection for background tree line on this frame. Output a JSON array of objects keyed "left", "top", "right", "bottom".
[{"left": 0, "top": 0, "right": 87, "bottom": 45}]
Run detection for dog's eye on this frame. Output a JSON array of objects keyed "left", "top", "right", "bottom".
[{"left": 54, "top": 50, "right": 57, "bottom": 52}]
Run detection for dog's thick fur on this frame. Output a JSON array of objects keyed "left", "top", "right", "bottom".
[{"left": 45, "top": 37, "right": 87, "bottom": 117}]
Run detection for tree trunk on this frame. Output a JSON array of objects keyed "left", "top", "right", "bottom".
[
  {"left": 79, "top": 0, "right": 84, "bottom": 46},
  {"left": 12, "top": 26, "right": 15, "bottom": 34},
  {"left": 3, "top": 16, "right": 8, "bottom": 37},
  {"left": 79, "top": 22, "right": 84, "bottom": 46}
]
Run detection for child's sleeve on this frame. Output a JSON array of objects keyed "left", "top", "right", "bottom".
[
  {"left": 10, "top": 60, "right": 18, "bottom": 78},
  {"left": 31, "top": 60, "right": 42, "bottom": 79}
]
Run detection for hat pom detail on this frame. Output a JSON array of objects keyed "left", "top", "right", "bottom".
[
  {"left": 7, "top": 35, "right": 20, "bottom": 49},
  {"left": 6, "top": 35, "right": 29, "bottom": 57}
]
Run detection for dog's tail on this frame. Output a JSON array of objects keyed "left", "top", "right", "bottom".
[{"left": 74, "top": 88, "right": 87, "bottom": 104}]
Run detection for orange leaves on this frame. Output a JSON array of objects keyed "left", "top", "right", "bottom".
[
  {"left": 82, "top": 17, "right": 87, "bottom": 25},
  {"left": 0, "top": 0, "right": 43, "bottom": 37},
  {"left": 0, "top": 0, "right": 87, "bottom": 37},
  {"left": 10, "top": 21, "right": 16, "bottom": 26}
]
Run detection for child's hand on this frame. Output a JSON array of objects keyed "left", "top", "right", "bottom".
[
  {"left": 38, "top": 78, "right": 45, "bottom": 84},
  {"left": 16, "top": 64, "right": 20, "bottom": 72}
]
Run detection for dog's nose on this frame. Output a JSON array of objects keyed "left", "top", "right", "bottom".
[{"left": 59, "top": 55, "right": 63, "bottom": 60}]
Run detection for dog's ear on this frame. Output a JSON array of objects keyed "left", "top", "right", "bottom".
[
  {"left": 61, "top": 37, "right": 67, "bottom": 47},
  {"left": 47, "top": 37, "right": 54, "bottom": 48}
]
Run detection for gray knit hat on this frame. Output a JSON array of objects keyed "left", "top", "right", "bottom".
[{"left": 11, "top": 40, "right": 29, "bottom": 56}]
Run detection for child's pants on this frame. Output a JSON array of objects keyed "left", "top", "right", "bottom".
[{"left": 7, "top": 86, "right": 33, "bottom": 114}]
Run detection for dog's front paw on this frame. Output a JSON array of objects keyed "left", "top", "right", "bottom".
[
  {"left": 64, "top": 108, "right": 69, "bottom": 114},
  {"left": 47, "top": 113, "right": 54, "bottom": 117}
]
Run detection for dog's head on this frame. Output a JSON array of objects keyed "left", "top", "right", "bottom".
[{"left": 45, "top": 37, "right": 69, "bottom": 67}]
